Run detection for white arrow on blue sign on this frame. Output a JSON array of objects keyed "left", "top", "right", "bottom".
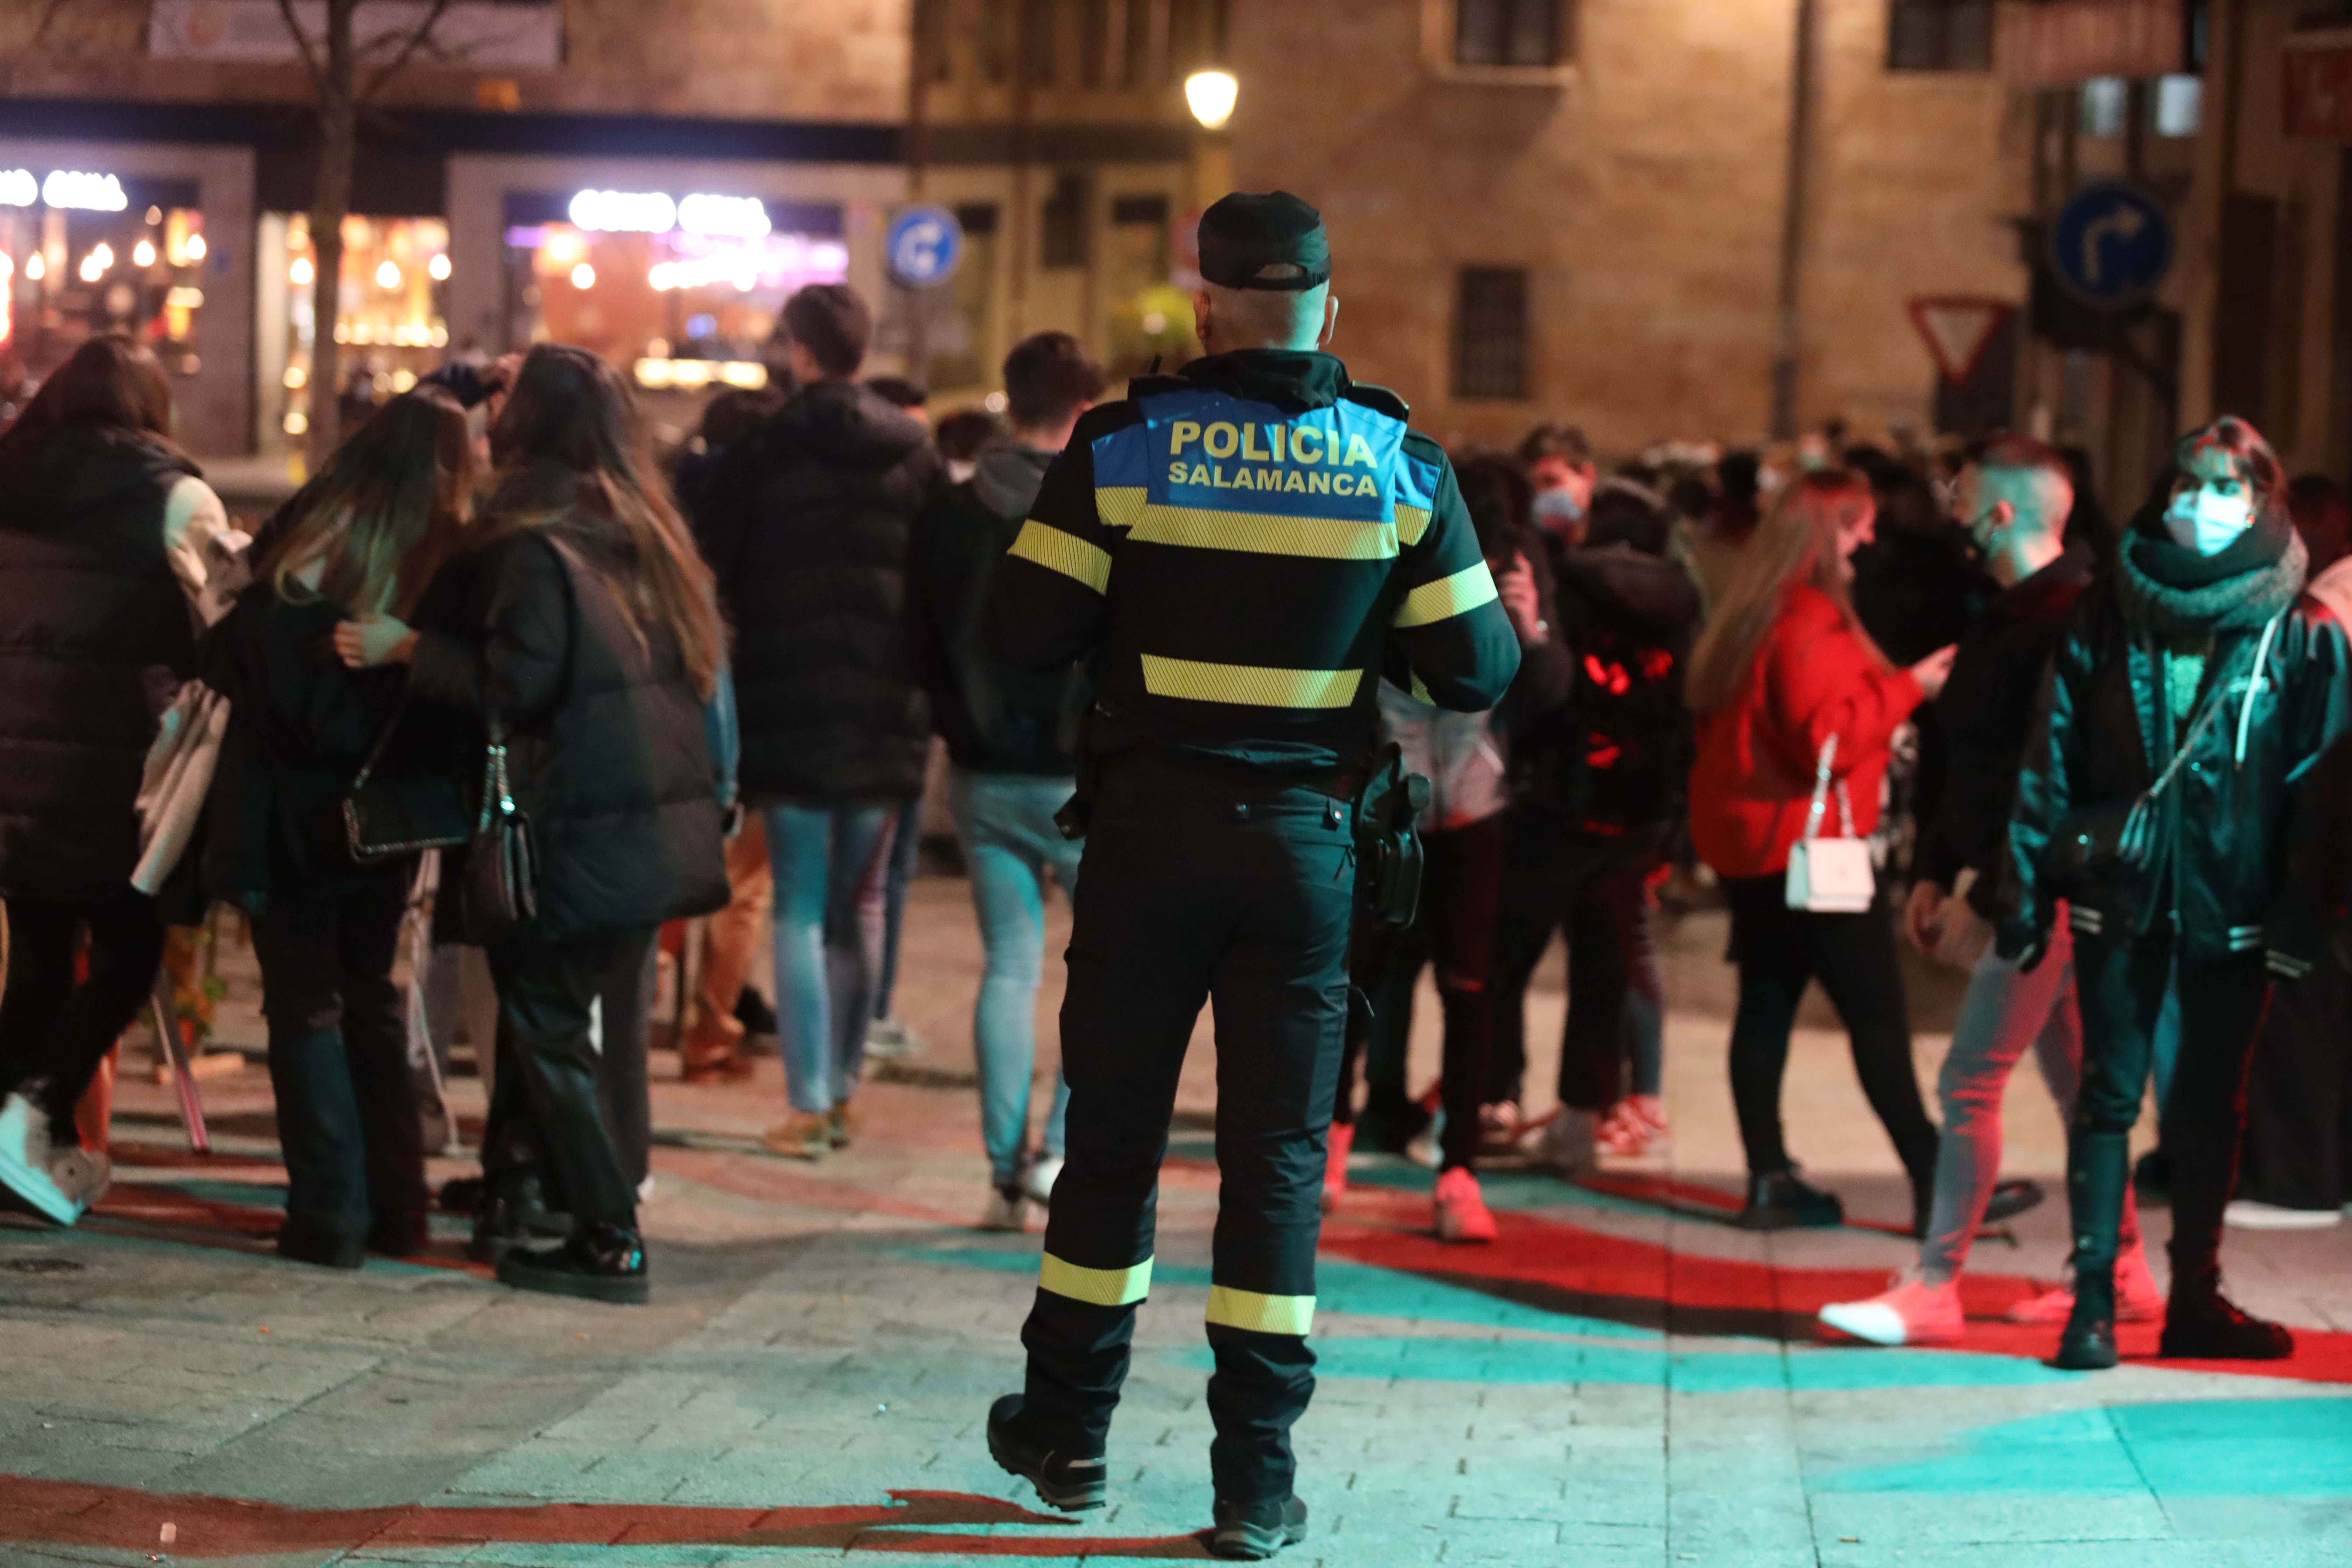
[
  {"left": 886, "top": 204, "right": 964, "bottom": 290},
  {"left": 2050, "top": 182, "right": 2172, "bottom": 310}
]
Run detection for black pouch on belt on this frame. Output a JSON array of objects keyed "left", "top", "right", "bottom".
[{"left": 1354, "top": 742, "right": 1430, "bottom": 930}]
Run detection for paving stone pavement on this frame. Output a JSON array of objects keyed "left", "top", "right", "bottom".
[{"left": 3, "top": 876, "right": 2350, "bottom": 1567}]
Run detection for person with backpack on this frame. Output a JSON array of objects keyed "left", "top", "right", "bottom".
[
  {"left": 905, "top": 332, "right": 1104, "bottom": 1231},
  {"left": 1489, "top": 478, "right": 1701, "bottom": 1170}
]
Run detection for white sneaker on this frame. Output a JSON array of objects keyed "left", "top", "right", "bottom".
[
  {"left": 1534, "top": 1107, "right": 1598, "bottom": 1178},
  {"left": 978, "top": 1187, "right": 1027, "bottom": 1233},
  {"left": 0, "top": 1093, "right": 91, "bottom": 1226},
  {"left": 864, "top": 1017, "right": 926, "bottom": 1062},
  {"left": 1023, "top": 1155, "right": 1064, "bottom": 1207},
  {"left": 2224, "top": 1199, "right": 2342, "bottom": 1230},
  {"left": 1818, "top": 1270, "right": 1963, "bottom": 1346}
]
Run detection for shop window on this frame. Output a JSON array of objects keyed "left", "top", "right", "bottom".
[
  {"left": 1455, "top": 0, "right": 1565, "bottom": 68},
  {"left": 1041, "top": 173, "right": 1090, "bottom": 270},
  {"left": 1106, "top": 194, "right": 1186, "bottom": 378},
  {"left": 1886, "top": 1, "right": 1994, "bottom": 73},
  {"left": 1452, "top": 266, "right": 1530, "bottom": 402},
  {"left": 494, "top": 190, "right": 847, "bottom": 425},
  {"left": 0, "top": 175, "right": 206, "bottom": 400},
  {"left": 260, "top": 212, "right": 450, "bottom": 448},
  {"left": 2153, "top": 73, "right": 2202, "bottom": 138},
  {"left": 2079, "top": 76, "right": 2128, "bottom": 137}
]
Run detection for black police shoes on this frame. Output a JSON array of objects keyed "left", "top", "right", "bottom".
[
  {"left": 986, "top": 1393, "right": 1107, "bottom": 1511},
  {"left": 276, "top": 1224, "right": 366, "bottom": 1270},
  {"left": 466, "top": 1178, "right": 573, "bottom": 1264},
  {"left": 1210, "top": 1494, "right": 1309, "bottom": 1560},
  {"left": 495, "top": 1224, "right": 649, "bottom": 1305},
  {"left": 1736, "top": 1168, "right": 1844, "bottom": 1230},
  {"left": 2054, "top": 1267, "right": 2118, "bottom": 1371}
]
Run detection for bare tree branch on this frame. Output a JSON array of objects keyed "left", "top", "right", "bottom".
[
  {"left": 358, "top": 0, "right": 455, "bottom": 105},
  {"left": 274, "top": 0, "right": 330, "bottom": 102}
]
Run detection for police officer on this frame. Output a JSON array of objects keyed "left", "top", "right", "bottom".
[{"left": 979, "top": 192, "right": 1522, "bottom": 1560}]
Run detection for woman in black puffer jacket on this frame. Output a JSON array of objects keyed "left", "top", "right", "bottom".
[
  {"left": 204, "top": 389, "right": 474, "bottom": 1268},
  {"left": 0, "top": 335, "right": 230, "bottom": 1227},
  {"left": 338, "top": 345, "right": 731, "bottom": 1303}
]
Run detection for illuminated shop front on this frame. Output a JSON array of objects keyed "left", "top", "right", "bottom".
[
  {"left": 255, "top": 212, "right": 451, "bottom": 452},
  {"left": 499, "top": 187, "right": 848, "bottom": 422},
  {"left": 0, "top": 164, "right": 208, "bottom": 402}
]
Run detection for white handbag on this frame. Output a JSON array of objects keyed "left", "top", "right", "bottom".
[{"left": 1785, "top": 735, "right": 1876, "bottom": 913}]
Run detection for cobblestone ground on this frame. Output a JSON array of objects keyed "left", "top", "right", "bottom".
[{"left": 4, "top": 875, "right": 2350, "bottom": 1567}]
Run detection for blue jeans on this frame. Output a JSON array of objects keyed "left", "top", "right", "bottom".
[
  {"left": 950, "top": 771, "right": 1077, "bottom": 1185},
  {"left": 765, "top": 804, "right": 897, "bottom": 1115},
  {"left": 873, "top": 796, "right": 924, "bottom": 1020}
]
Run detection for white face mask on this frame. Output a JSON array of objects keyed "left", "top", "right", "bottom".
[
  {"left": 2164, "top": 485, "right": 2256, "bottom": 556},
  {"left": 1533, "top": 488, "right": 1583, "bottom": 530}
]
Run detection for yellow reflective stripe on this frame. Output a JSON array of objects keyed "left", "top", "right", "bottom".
[
  {"left": 1008, "top": 520, "right": 1111, "bottom": 595},
  {"left": 1395, "top": 504, "right": 1432, "bottom": 547},
  {"left": 1141, "top": 655, "right": 1364, "bottom": 709},
  {"left": 1128, "top": 504, "right": 1397, "bottom": 561},
  {"left": 1039, "top": 1252, "right": 1153, "bottom": 1306},
  {"left": 1206, "top": 1286, "right": 1316, "bottom": 1336},
  {"left": 1097, "top": 486, "right": 1147, "bottom": 529},
  {"left": 1393, "top": 562, "right": 1500, "bottom": 629},
  {"left": 1409, "top": 671, "right": 1433, "bottom": 704}
]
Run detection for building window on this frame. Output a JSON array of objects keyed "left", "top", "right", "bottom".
[
  {"left": 1122, "top": 0, "right": 1156, "bottom": 86},
  {"left": 981, "top": 0, "right": 1014, "bottom": 82},
  {"left": 1452, "top": 266, "right": 1529, "bottom": 401},
  {"left": 914, "top": 0, "right": 953, "bottom": 83},
  {"left": 1021, "top": 0, "right": 1057, "bottom": 84},
  {"left": 2153, "top": 73, "right": 2202, "bottom": 138},
  {"left": 1041, "top": 173, "right": 1091, "bottom": 269},
  {"left": 1166, "top": 0, "right": 1228, "bottom": 82},
  {"left": 1886, "top": 1, "right": 1994, "bottom": 73},
  {"left": 2078, "top": 75, "right": 2127, "bottom": 137},
  {"left": 1454, "top": 0, "right": 1564, "bottom": 68},
  {"left": 1081, "top": 0, "right": 1112, "bottom": 87}
]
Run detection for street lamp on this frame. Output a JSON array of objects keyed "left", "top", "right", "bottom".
[{"left": 1185, "top": 69, "right": 1238, "bottom": 131}]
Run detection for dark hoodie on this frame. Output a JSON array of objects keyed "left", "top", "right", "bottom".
[
  {"left": 1519, "top": 540, "right": 1702, "bottom": 842},
  {"left": 0, "top": 424, "right": 201, "bottom": 904},
  {"left": 691, "top": 378, "right": 944, "bottom": 804},
  {"left": 906, "top": 441, "right": 1087, "bottom": 775}
]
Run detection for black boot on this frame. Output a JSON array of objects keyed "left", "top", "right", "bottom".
[
  {"left": 1211, "top": 1494, "right": 1309, "bottom": 1560},
  {"left": 2054, "top": 1265, "right": 2118, "bottom": 1370},
  {"left": 2158, "top": 1264, "right": 2294, "bottom": 1360},
  {"left": 986, "top": 1393, "right": 1107, "bottom": 1511},
  {"left": 1736, "top": 1168, "right": 1843, "bottom": 1230},
  {"left": 495, "top": 1223, "right": 649, "bottom": 1304},
  {"left": 276, "top": 1223, "right": 366, "bottom": 1270},
  {"left": 466, "top": 1174, "right": 571, "bottom": 1264}
]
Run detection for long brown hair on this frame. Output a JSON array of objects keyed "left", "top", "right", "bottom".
[
  {"left": 1686, "top": 467, "right": 1889, "bottom": 713},
  {"left": 0, "top": 333, "right": 177, "bottom": 456},
  {"left": 254, "top": 388, "right": 475, "bottom": 619},
  {"left": 478, "top": 345, "right": 726, "bottom": 699}
]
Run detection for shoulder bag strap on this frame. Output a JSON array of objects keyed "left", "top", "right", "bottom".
[{"left": 1802, "top": 734, "right": 1840, "bottom": 842}]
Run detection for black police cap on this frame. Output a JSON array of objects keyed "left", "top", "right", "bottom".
[{"left": 1198, "top": 191, "right": 1331, "bottom": 292}]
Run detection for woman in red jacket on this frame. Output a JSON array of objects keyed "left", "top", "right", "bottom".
[{"left": 1688, "top": 468, "right": 1955, "bottom": 1230}]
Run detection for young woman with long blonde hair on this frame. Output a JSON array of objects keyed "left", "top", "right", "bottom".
[{"left": 1686, "top": 468, "right": 1955, "bottom": 1231}]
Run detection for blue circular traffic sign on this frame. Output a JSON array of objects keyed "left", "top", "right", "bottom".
[
  {"left": 886, "top": 204, "right": 964, "bottom": 289},
  {"left": 2050, "top": 182, "right": 2172, "bottom": 310}
]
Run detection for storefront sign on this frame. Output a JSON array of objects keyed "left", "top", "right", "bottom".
[
  {"left": 567, "top": 189, "right": 772, "bottom": 238},
  {"left": 147, "top": 0, "right": 561, "bottom": 70},
  {"left": 0, "top": 168, "right": 131, "bottom": 211},
  {"left": 2001, "top": 0, "right": 2186, "bottom": 86},
  {"left": 2286, "top": 29, "right": 2352, "bottom": 141}
]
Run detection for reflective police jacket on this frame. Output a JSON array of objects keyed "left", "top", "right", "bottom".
[{"left": 984, "top": 350, "right": 1522, "bottom": 779}]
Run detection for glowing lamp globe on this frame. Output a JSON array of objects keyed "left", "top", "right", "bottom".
[{"left": 1185, "top": 70, "right": 1238, "bottom": 131}]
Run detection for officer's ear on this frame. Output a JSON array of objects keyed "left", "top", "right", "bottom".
[
  {"left": 1319, "top": 294, "right": 1339, "bottom": 350},
  {"left": 1192, "top": 288, "right": 1214, "bottom": 351}
]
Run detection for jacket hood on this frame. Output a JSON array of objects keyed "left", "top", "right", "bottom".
[
  {"left": 1553, "top": 542, "right": 1701, "bottom": 634},
  {"left": 968, "top": 440, "right": 1056, "bottom": 520},
  {"left": 766, "top": 379, "right": 932, "bottom": 471},
  {"left": 0, "top": 424, "right": 197, "bottom": 529}
]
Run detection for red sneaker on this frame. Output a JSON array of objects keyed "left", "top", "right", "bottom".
[
  {"left": 1818, "top": 1270, "right": 1964, "bottom": 1346},
  {"left": 1433, "top": 1167, "right": 1498, "bottom": 1244},
  {"left": 2007, "top": 1239, "right": 2167, "bottom": 1324}
]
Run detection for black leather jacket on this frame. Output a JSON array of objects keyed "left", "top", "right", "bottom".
[{"left": 2006, "top": 568, "right": 2351, "bottom": 962}]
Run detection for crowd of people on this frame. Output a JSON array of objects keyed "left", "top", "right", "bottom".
[{"left": 0, "top": 284, "right": 2348, "bottom": 1369}]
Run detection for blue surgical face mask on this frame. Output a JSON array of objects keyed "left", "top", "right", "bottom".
[
  {"left": 2164, "top": 484, "right": 2256, "bottom": 556},
  {"left": 1533, "top": 488, "right": 1583, "bottom": 530}
]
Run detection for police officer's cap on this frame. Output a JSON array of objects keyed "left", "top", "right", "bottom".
[{"left": 1198, "top": 192, "right": 1330, "bottom": 293}]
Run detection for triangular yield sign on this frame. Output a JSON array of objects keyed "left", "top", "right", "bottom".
[{"left": 1907, "top": 296, "right": 2012, "bottom": 385}]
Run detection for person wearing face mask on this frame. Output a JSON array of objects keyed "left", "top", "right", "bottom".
[
  {"left": 1519, "top": 424, "right": 1596, "bottom": 546},
  {"left": 1819, "top": 436, "right": 2130, "bottom": 1347},
  {"left": 2005, "top": 416, "right": 2352, "bottom": 1370}
]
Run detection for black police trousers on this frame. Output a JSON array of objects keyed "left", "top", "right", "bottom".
[{"left": 1021, "top": 764, "right": 1355, "bottom": 1505}]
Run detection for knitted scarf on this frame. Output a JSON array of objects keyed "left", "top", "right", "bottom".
[{"left": 2115, "top": 507, "right": 2306, "bottom": 635}]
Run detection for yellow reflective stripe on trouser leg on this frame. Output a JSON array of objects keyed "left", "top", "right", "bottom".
[
  {"left": 1039, "top": 1252, "right": 1153, "bottom": 1306},
  {"left": 1140, "top": 654, "right": 1365, "bottom": 709},
  {"left": 1205, "top": 1286, "right": 1316, "bottom": 1336},
  {"left": 1008, "top": 519, "right": 1112, "bottom": 594},
  {"left": 1393, "top": 560, "right": 1500, "bottom": 628}
]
